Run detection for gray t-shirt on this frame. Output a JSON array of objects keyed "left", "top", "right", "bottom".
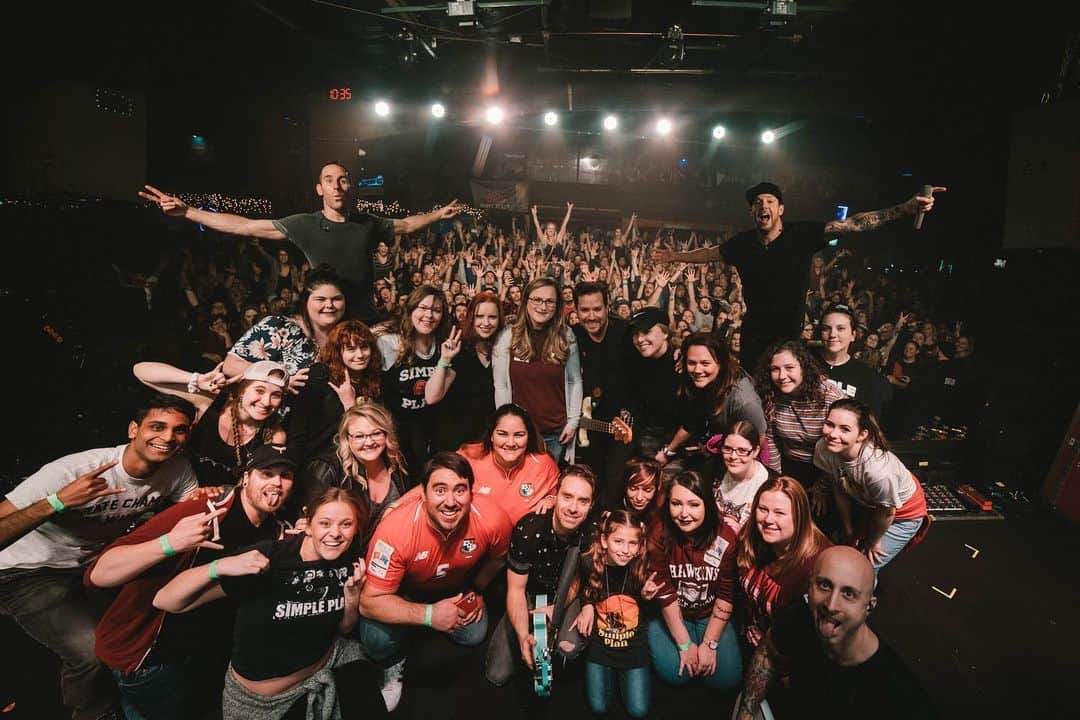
[
  {"left": 812, "top": 438, "right": 916, "bottom": 509},
  {"left": 0, "top": 445, "right": 196, "bottom": 570},
  {"left": 272, "top": 211, "right": 394, "bottom": 319}
]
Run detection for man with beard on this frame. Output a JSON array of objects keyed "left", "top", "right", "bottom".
[
  {"left": 572, "top": 281, "right": 634, "bottom": 486},
  {"left": 654, "top": 182, "right": 944, "bottom": 367},
  {"left": 0, "top": 394, "right": 198, "bottom": 720},
  {"left": 358, "top": 452, "right": 512, "bottom": 711},
  {"left": 140, "top": 163, "right": 462, "bottom": 322},
  {"left": 87, "top": 445, "right": 297, "bottom": 720},
  {"left": 736, "top": 546, "right": 935, "bottom": 719},
  {"left": 485, "top": 465, "right": 596, "bottom": 686}
]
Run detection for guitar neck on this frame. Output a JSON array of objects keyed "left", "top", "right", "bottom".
[{"left": 578, "top": 416, "right": 616, "bottom": 434}]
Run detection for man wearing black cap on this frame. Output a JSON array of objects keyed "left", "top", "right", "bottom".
[
  {"left": 625, "top": 306, "right": 681, "bottom": 464},
  {"left": 87, "top": 445, "right": 296, "bottom": 720},
  {"left": 655, "top": 182, "right": 944, "bottom": 368}
]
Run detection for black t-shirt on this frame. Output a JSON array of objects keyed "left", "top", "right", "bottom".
[
  {"left": 585, "top": 561, "right": 649, "bottom": 669},
  {"left": 380, "top": 344, "right": 440, "bottom": 430},
  {"left": 823, "top": 356, "right": 888, "bottom": 418},
  {"left": 507, "top": 512, "right": 586, "bottom": 596},
  {"left": 219, "top": 535, "right": 360, "bottom": 681},
  {"left": 435, "top": 343, "right": 495, "bottom": 452},
  {"left": 721, "top": 221, "right": 826, "bottom": 343},
  {"left": 273, "top": 211, "right": 395, "bottom": 322},
  {"left": 285, "top": 362, "right": 343, "bottom": 463},
  {"left": 624, "top": 344, "right": 680, "bottom": 433},
  {"left": 573, "top": 317, "right": 632, "bottom": 422},
  {"left": 770, "top": 601, "right": 937, "bottom": 719},
  {"left": 188, "top": 392, "right": 267, "bottom": 487}
]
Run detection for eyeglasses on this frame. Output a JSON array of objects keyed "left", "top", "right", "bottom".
[
  {"left": 415, "top": 304, "right": 441, "bottom": 315},
  {"left": 528, "top": 297, "right": 557, "bottom": 307},
  {"left": 349, "top": 430, "right": 386, "bottom": 444},
  {"left": 720, "top": 446, "right": 753, "bottom": 458}
]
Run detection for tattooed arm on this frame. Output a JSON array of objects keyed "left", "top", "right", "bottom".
[
  {"left": 736, "top": 634, "right": 779, "bottom": 720},
  {"left": 824, "top": 186, "right": 945, "bottom": 235}
]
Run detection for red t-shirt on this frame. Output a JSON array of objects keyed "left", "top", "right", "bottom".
[
  {"left": 461, "top": 446, "right": 559, "bottom": 526},
  {"left": 648, "top": 520, "right": 739, "bottom": 620},
  {"left": 365, "top": 495, "right": 511, "bottom": 602},
  {"left": 509, "top": 358, "right": 566, "bottom": 433}
]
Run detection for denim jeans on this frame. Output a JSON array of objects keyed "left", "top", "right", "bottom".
[
  {"left": 112, "top": 663, "right": 184, "bottom": 720},
  {"left": 356, "top": 607, "right": 489, "bottom": 667},
  {"left": 874, "top": 517, "right": 926, "bottom": 571},
  {"left": 0, "top": 567, "right": 117, "bottom": 720},
  {"left": 585, "top": 662, "right": 650, "bottom": 719},
  {"left": 541, "top": 433, "right": 566, "bottom": 463},
  {"left": 646, "top": 616, "right": 742, "bottom": 691}
]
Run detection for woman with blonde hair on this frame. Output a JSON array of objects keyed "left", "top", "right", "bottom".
[{"left": 493, "top": 277, "right": 582, "bottom": 461}]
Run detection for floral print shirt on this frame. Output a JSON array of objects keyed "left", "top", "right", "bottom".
[{"left": 229, "top": 315, "right": 315, "bottom": 376}]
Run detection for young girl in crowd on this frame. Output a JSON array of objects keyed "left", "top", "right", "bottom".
[
  {"left": 133, "top": 360, "right": 288, "bottom": 486},
  {"left": 376, "top": 284, "right": 449, "bottom": 480},
  {"left": 755, "top": 340, "right": 846, "bottom": 487},
  {"left": 493, "top": 277, "right": 582, "bottom": 461},
  {"left": 813, "top": 398, "right": 929, "bottom": 571},
  {"left": 657, "top": 332, "right": 770, "bottom": 474},
  {"left": 714, "top": 420, "right": 777, "bottom": 529},
  {"left": 154, "top": 488, "right": 384, "bottom": 720},
  {"left": 287, "top": 320, "right": 382, "bottom": 463},
  {"left": 572, "top": 510, "right": 655, "bottom": 719},
  {"left": 735, "top": 476, "right": 830, "bottom": 651},
  {"left": 646, "top": 471, "right": 742, "bottom": 692},
  {"left": 425, "top": 291, "right": 504, "bottom": 452}
]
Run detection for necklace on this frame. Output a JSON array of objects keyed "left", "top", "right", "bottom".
[{"left": 603, "top": 563, "right": 630, "bottom": 630}]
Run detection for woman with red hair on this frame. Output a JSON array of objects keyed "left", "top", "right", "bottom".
[
  {"left": 426, "top": 291, "right": 505, "bottom": 451},
  {"left": 287, "top": 320, "right": 382, "bottom": 462}
]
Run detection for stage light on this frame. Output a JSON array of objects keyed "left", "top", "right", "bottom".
[
  {"left": 486, "top": 106, "right": 504, "bottom": 124},
  {"left": 656, "top": 118, "right": 672, "bottom": 136},
  {"left": 761, "top": 129, "right": 776, "bottom": 144},
  {"left": 374, "top": 100, "right": 391, "bottom": 118},
  {"left": 712, "top": 125, "right": 726, "bottom": 140},
  {"left": 603, "top": 114, "right": 618, "bottom": 131},
  {"left": 431, "top": 102, "right": 446, "bottom": 118},
  {"left": 544, "top": 111, "right": 559, "bottom": 126}
]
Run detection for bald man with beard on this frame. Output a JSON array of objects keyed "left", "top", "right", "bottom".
[{"left": 736, "top": 546, "right": 935, "bottom": 719}]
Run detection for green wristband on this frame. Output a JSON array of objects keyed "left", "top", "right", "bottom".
[
  {"left": 209, "top": 559, "right": 220, "bottom": 581},
  {"left": 159, "top": 535, "right": 177, "bottom": 557},
  {"left": 46, "top": 493, "right": 66, "bottom": 513},
  {"left": 423, "top": 603, "right": 433, "bottom": 627},
  {"left": 677, "top": 640, "right": 693, "bottom": 652},
  {"left": 437, "top": 359, "right": 452, "bottom": 369}
]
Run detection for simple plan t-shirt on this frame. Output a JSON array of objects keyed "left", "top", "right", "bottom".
[{"left": 0, "top": 445, "right": 196, "bottom": 570}]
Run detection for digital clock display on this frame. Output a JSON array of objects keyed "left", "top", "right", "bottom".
[{"left": 328, "top": 88, "right": 352, "bottom": 101}]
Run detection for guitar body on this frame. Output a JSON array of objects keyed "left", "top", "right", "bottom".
[
  {"left": 532, "top": 594, "right": 553, "bottom": 696},
  {"left": 578, "top": 399, "right": 593, "bottom": 448}
]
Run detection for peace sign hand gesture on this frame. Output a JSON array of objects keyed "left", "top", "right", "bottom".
[
  {"left": 138, "top": 185, "right": 190, "bottom": 218},
  {"left": 440, "top": 326, "right": 462, "bottom": 364}
]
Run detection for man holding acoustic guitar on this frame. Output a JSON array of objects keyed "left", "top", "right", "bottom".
[{"left": 484, "top": 465, "right": 597, "bottom": 694}]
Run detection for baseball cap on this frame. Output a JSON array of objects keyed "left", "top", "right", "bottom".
[
  {"left": 628, "top": 306, "right": 668, "bottom": 332},
  {"left": 823, "top": 303, "right": 856, "bottom": 323},
  {"left": 242, "top": 360, "right": 289, "bottom": 388},
  {"left": 246, "top": 444, "right": 297, "bottom": 472},
  {"left": 745, "top": 181, "right": 784, "bottom": 205}
]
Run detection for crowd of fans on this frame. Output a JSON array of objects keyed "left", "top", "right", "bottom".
[{"left": 0, "top": 168, "right": 965, "bottom": 720}]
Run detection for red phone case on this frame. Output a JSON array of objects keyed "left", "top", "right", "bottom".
[{"left": 456, "top": 591, "right": 479, "bottom": 613}]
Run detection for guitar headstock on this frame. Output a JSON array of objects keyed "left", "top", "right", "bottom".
[{"left": 611, "top": 414, "right": 634, "bottom": 445}]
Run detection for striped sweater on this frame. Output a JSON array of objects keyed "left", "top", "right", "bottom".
[{"left": 765, "top": 380, "right": 847, "bottom": 466}]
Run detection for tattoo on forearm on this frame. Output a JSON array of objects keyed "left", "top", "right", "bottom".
[
  {"left": 739, "top": 643, "right": 775, "bottom": 715},
  {"left": 826, "top": 202, "right": 908, "bottom": 234}
]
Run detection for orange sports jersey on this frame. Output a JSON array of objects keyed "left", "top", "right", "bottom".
[
  {"left": 365, "top": 494, "right": 511, "bottom": 601},
  {"left": 460, "top": 445, "right": 559, "bottom": 526}
]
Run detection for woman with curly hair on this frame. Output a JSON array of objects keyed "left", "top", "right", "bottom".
[
  {"left": 754, "top": 340, "right": 846, "bottom": 487},
  {"left": 376, "top": 285, "right": 450, "bottom": 480},
  {"left": 735, "top": 476, "right": 830, "bottom": 651},
  {"left": 655, "top": 332, "right": 770, "bottom": 473},
  {"left": 287, "top": 320, "right": 382, "bottom": 463},
  {"left": 493, "top": 277, "right": 582, "bottom": 461}
]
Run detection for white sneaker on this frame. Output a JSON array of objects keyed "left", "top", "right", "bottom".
[{"left": 380, "top": 658, "right": 405, "bottom": 712}]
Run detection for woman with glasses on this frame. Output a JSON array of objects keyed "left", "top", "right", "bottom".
[
  {"left": 376, "top": 285, "right": 449, "bottom": 481},
  {"left": 493, "top": 277, "right": 582, "bottom": 461},
  {"left": 655, "top": 332, "right": 770, "bottom": 475},
  {"left": 425, "top": 291, "right": 505, "bottom": 452},
  {"left": 714, "top": 421, "right": 776, "bottom": 529},
  {"left": 301, "top": 403, "right": 408, "bottom": 549}
]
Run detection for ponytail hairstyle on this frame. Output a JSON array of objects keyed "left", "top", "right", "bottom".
[
  {"left": 826, "top": 397, "right": 890, "bottom": 453},
  {"left": 303, "top": 486, "right": 369, "bottom": 547},
  {"left": 582, "top": 509, "right": 648, "bottom": 604}
]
